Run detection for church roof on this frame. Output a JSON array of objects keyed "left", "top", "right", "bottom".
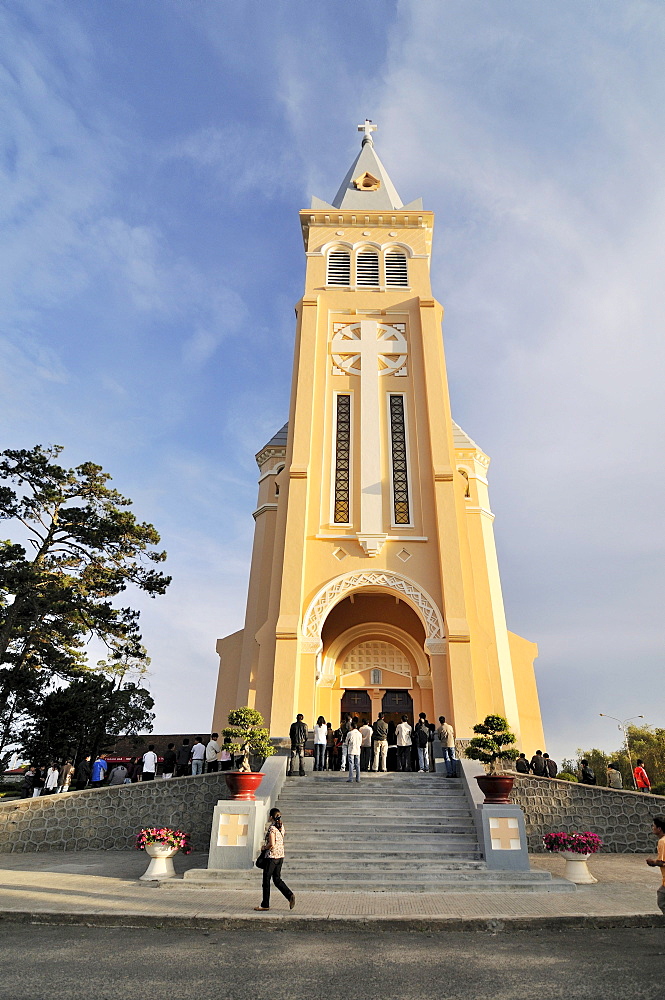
[
  {"left": 311, "top": 121, "right": 423, "bottom": 212},
  {"left": 255, "top": 422, "right": 288, "bottom": 468},
  {"left": 452, "top": 421, "right": 479, "bottom": 450}
]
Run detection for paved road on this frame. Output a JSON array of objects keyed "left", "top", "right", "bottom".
[{"left": 1, "top": 925, "right": 664, "bottom": 1000}]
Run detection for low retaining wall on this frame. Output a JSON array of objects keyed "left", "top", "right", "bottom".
[
  {"left": 511, "top": 775, "right": 665, "bottom": 852},
  {"left": 0, "top": 773, "right": 233, "bottom": 853}
]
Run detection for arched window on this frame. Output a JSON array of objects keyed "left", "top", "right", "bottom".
[
  {"left": 274, "top": 464, "right": 285, "bottom": 497},
  {"left": 327, "top": 249, "right": 351, "bottom": 286},
  {"left": 385, "top": 250, "right": 408, "bottom": 287},
  {"left": 356, "top": 250, "right": 380, "bottom": 286}
]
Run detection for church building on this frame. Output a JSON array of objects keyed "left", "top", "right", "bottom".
[{"left": 212, "top": 122, "right": 545, "bottom": 749}]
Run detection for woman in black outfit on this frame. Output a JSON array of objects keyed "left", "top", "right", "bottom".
[{"left": 254, "top": 807, "right": 295, "bottom": 912}]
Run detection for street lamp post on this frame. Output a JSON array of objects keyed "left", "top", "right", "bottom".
[{"left": 599, "top": 714, "right": 644, "bottom": 790}]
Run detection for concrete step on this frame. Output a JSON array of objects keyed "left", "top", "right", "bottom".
[
  {"left": 182, "top": 869, "right": 576, "bottom": 893},
  {"left": 284, "top": 858, "right": 484, "bottom": 871},
  {"left": 291, "top": 830, "right": 476, "bottom": 844},
  {"left": 278, "top": 812, "right": 472, "bottom": 820},
  {"left": 281, "top": 778, "right": 463, "bottom": 788},
  {"left": 291, "top": 842, "right": 480, "bottom": 858},
  {"left": 278, "top": 794, "right": 469, "bottom": 805},
  {"left": 279, "top": 781, "right": 464, "bottom": 792}
]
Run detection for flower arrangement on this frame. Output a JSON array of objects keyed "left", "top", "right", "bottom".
[
  {"left": 135, "top": 827, "right": 192, "bottom": 854},
  {"left": 542, "top": 831, "right": 603, "bottom": 854}
]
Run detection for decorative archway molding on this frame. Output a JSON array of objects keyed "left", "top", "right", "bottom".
[
  {"left": 300, "top": 570, "right": 446, "bottom": 655},
  {"left": 318, "top": 621, "right": 430, "bottom": 691}
]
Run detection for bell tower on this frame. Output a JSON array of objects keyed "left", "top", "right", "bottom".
[{"left": 213, "top": 122, "right": 545, "bottom": 750}]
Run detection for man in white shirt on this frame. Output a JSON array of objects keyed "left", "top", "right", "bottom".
[
  {"left": 396, "top": 716, "right": 413, "bottom": 772},
  {"left": 205, "top": 733, "right": 221, "bottom": 773},
  {"left": 345, "top": 720, "right": 363, "bottom": 783},
  {"left": 359, "top": 719, "right": 373, "bottom": 771},
  {"left": 190, "top": 737, "right": 206, "bottom": 776},
  {"left": 437, "top": 715, "right": 456, "bottom": 777},
  {"left": 142, "top": 744, "right": 158, "bottom": 781}
]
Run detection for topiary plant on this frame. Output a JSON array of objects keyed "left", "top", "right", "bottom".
[
  {"left": 464, "top": 714, "right": 517, "bottom": 775},
  {"left": 222, "top": 707, "right": 276, "bottom": 773},
  {"left": 557, "top": 771, "right": 579, "bottom": 782}
]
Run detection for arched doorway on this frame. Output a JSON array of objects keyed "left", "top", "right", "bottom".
[{"left": 382, "top": 689, "right": 414, "bottom": 728}]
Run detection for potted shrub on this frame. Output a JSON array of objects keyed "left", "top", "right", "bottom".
[
  {"left": 543, "top": 831, "right": 603, "bottom": 883},
  {"left": 135, "top": 826, "right": 191, "bottom": 881},
  {"left": 222, "top": 707, "right": 276, "bottom": 800},
  {"left": 464, "top": 714, "right": 518, "bottom": 803}
]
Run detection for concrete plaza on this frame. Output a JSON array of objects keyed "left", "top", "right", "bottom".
[{"left": 0, "top": 850, "right": 662, "bottom": 929}]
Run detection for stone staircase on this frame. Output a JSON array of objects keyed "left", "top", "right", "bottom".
[{"left": 188, "top": 772, "right": 574, "bottom": 893}]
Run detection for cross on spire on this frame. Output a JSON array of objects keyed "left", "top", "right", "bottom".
[{"left": 357, "top": 119, "right": 377, "bottom": 146}]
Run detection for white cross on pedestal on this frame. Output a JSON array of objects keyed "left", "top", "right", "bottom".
[
  {"left": 331, "top": 320, "right": 407, "bottom": 556},
  {"left": 357, "top": 119, "right": 377, "bottom": 145}
]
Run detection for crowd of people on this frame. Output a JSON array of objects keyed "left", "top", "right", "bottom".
[
  {"left": 514, "top": 751, "right": 655, "bottom": 791},
  {"left": 514, "top": 750, "right": 559, "bottom": 778},
  {"left": 20, "top": 733, "right": 238, "bottom": 796},
  {"left": 287, "top": 711, "right": 458, "bottom": 778}
]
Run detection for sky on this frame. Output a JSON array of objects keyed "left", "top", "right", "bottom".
[{"left": 1, "top": 0, "right": 664, "bottom": 764}]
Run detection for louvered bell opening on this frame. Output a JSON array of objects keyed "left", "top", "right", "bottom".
[
  {"left": 356, "top": 252, "right": 380, "bottom": 286},
  {"left": 385, "top": 252, "right": 408, "bottom": 287},
  {"left": 327, "top": 251, "right": 351, "bottom": 286}
]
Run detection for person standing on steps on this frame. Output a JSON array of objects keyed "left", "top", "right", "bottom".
[
  {"left": 339, "top": 713, "right": 352, "bottom": 772},
  {"left": 313, "top": 716, "right": 327, "bottom": 771},
  {"left": 414, "top": 713, "right": 430, "bottom": 773},
  {"left": 396, "top": 715, "right": 412, "bottom": 772},
  {"left": 543, "top": 753, "right": 558, "bottom": 778},
  {"left": 325, "top": 722, "right": 335, "bottom": 771},
  {"left": 287, "top": 714, "right": 308, "bottom": 776},
  {"left": 371, "top": 712, "right": 389, "bottom": 772},
  {"left": 359, "top": 719, "right": 373, "bottom": 771},
  {"left": 427, "top": 723, "right": 436, "bottom": 774},
  {"left": 345, "top": 718, "right": 362, "bottom": 782},
  {"left": 254, "top": 807, "right": 296, "bottom": 912},
  {"left": 437, "top": 716, "right": 456, "bottom": 778}
]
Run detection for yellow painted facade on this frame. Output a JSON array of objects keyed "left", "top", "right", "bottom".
[{"left": 212, "top": 125, "right": 545, "bottom": 749}]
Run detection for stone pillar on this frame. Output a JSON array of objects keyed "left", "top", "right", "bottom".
[
  {"left": 369, "top": 687, "right": 383, "bottom": 720},
  {"left": 207, "top": 799, "right": 267, "bottom": 871}
]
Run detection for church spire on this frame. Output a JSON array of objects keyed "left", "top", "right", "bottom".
[{"left": 330, "top": 120, "right": 405, "bottom": 211}]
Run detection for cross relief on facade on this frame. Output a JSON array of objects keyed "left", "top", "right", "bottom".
[
  {"left": 331, "top": 321, "right": 407, "bottom": 378},
  {"left": 330, "top": 320, "right": 408, "bottom": 557},
  {"left": 218, "top": 813, "right": 249, "bottom": 847},
  {"left": 488, "top": 816, "right": 521, "bottom": 851}
]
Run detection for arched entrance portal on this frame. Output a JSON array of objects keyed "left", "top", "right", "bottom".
[{"left": 315, "top": 592, "right": 435, "bottom": 731}]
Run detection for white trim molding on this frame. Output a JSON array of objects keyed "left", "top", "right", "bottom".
[{"left": 301, "top": 569, "right": 445, "bottom": 654}]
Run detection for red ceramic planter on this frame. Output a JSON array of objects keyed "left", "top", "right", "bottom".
[
  {"left": 475, "top": 774, "right": 514, "bottom": 804},
  {"left": 224, "top": 771, "right": 264, "bottom": 801}
]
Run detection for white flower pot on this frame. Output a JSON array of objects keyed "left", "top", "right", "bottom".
[
  {"left": 139, "top": 842, "right": 179, "bottom": 881},
  {"left": 560, "top": 850, "right": 597, "bottom": 884}
]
